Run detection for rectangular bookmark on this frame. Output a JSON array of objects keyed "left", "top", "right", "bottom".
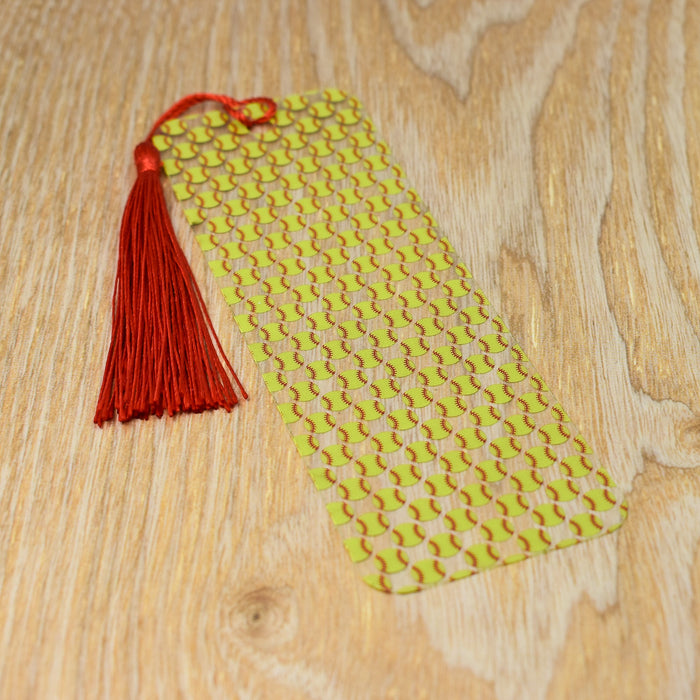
[{"left": 153, "top": 89, "right": 627, "bottom": 594}]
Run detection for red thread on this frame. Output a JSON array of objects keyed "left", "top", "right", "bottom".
[{"left": 94, "top": 93, "right": 276, "bottom": 426}]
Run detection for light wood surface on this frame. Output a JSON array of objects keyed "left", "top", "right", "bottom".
[{"left": 1, "top": 0, "right": 699, "bottom": 698}]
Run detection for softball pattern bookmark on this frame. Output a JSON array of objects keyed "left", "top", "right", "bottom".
[{"left": 152, "top": 90, "right": 627, "bottom": 593}]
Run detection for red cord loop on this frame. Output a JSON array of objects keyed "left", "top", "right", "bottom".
[{"left": 146, "top": 93, "right": 277, "bottom": 140}]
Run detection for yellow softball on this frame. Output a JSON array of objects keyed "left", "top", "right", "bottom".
[
  {"left": 443, "top": 508, "right": 478, "bottom": 532},
  {"left": 517, "top": 528, "right": 552, "bottom": 553},
  {"left": 408, "top": 497, "right": 442, "bottom": 522},
  {"left": 460, "top": 305, "right": 490, "bottom": 325},
  {"left": 531, "top": 503, "right": 566, "bottom": 527},
  {"left": 262, "top": 371, "right": 287, "bottom": 393},
  {"left": 446, "top": 326, "right": 476, "bottom": 345},
  {"left": 459, "top": 483, "right": 493, "bottom": 507},
  {"left": 291, "top": 331, "right": 321, "bottom": 352},
  {"left": 550, "top": 403, "right": 571, "bottom": 422},
  {"left": 353, "top": 255, "right": 380, "bottom": 274},
  {"left": 383, "top": 308, "right": 413, "bottom": 328},
  {"left": 464, "top": 543, "right": 500, "bottom": 569},
  {"left": 276, "top": 302, "right": 304, "bottom": 322},
  {"left": 569, "top": 513, "right": 604, "bottom": 537},
  {"left": 337, "top": 369, "right": 369, "bottom": 391},
  {"left": 293, "top": 434, "right": 319, "bottom": 457},
  {"left": 337, "top": 320, "right": 367, "bottom": 340},
  {"left": 480, "top": 517, "right": 515, "bottom": 543},
  {"left": 478, "top": 333, "right": 509, "bottom": 354},
  {"left": 403, "top": 387, "right": 434, "bottom": 409},
  {"left": 381, "top": 262, "right": 410, "bottom": 282},
  {"left": 321, "top": 444, "right": 353, "bottom": 467},
  {"left": 321, "top": 339, "right": 351, "bottom": 361},
  {"left": 366, "top": 235, "right": 393, "bottom": 256},
  {"left": 337, "top": 420, "right": 370, "bottom": 444},
  {"left": 395, "top": 244, "right": 424, "bottom": 263},
  {"left": 573, "top": 434, "right": 593, "bottom": 454},
  {"left": 369, "top": 378, "right": 401, "bottom": 399},
  {"left": 529, "top": 373, "right": 550, "bottom": 391},
  {"left": 429, "top": 298, "right": 459, "bottom": 317},
  {"left": 495, "top": 493, "right": 529, "bottom": 517},
  {"left": 387, "top": 409, "right": 420, "bottom": 431},
  {"left": 560, "top": 455, "right": 594, "bottom": 478},
  {"left": 463, "top": 354, "right": 495, "bottom": 374},
  {"left": 424, "top": 473, "right": 458, "bottom": 497},
  {"left": 582, "top": 488, "right": 617, "bottom": 511},
  {"left": 391, "top": 522, "right": 426, "bottom": 547},
  {"left": 410, "top": 558, "right": 446, "bottom": 585},
  {"left": 524, "top": 445, "right": 557, "bottom": 470},
  {"left": 385, "top": 357, "right": 416, "bottom": 378},
  {"left": 474, "top": 459, "right": 507, "bottom": 483},
  {"left": 353, "top": 400, "right": 386, "bottom": 422},
  {"left": 415, "top": 317, "right": 445, "bottom": 337},
  {"left": 412, "top": 271, "right": 440, "bottom": 290},
  {"left": 353, "top": 455, "right": 387, "bottom": 478},
  {"left": 337, "top": 477, "right": 371, "bottom": 501},
  {"left": 389, "top": 464, "right": 422, "bottom": 487},
  {"left": 326, "top": 501, "right": 354, "bottom": 525},
  {"left": 352, "top": 348, "right": 383, "bottom": 369},
  {"left": 277, "top": 257, "right": 306, "bottom": 276},
  {"left": 372, "top": 488, "right": 407, "bottom": 512},
  {"left": 322, "top": 292, "right": 351, "bottom": 312},
  {"left": 273, "top": 351, "right": 304, "bottom": 372},
  {"left": 307, "top": 265, "right": 334, "bottom": 285},
  {"left": 504, "top": 414, "right": 536, "bottom": 436},
  {"left": 489, "top": 436, "right": 522, "bottom": 460},
  {"left": 545, "top": 478, "right": 580, "bottom": 502},
  {"left": 432, "top": 345, "right": 463, "bottom": 366},
  {"left": 398, "top": 289, "right": 427, "bottom": 309},
  {"left": 303, "top": 412, "right": 336, "bottom": 434},
  {"left": 370, "top": 431, "right": 403, "bottom": 453},
  {"left": 510, "top": 468, "right": 545, "bottom": 493},
  {"left": 305, "top": 360, "right": 336, "bottom": 381},
  {"left": 537, "top": 422, "right": 572, "bottom": 446},
  {"left": 449, "top": 375, "right": 481, "bottom": 396},
  {"left": 455, "top": 427, "right": 487, "bottom": 450},
  {"left": 307, "top": 467, "right": 336, "bottom": 491},
  {"left": 262, "top": 276, "right": 291, "bottom": 295},
  {"left": 355, "top": 512, "right": 391, "bottom": 537},
  {"left": 401, "top": 337, "right": 430, "bottom": 357},
  {"left": 439, "top": 450, "right": 472, "bottom": 473},
  {"left": 321, "top": 390, "right": 352, "bottom": 412},
  {"left": 277, "top": 402, "right": 303, "bottom": 424},
  {"left": 435, "top": 396, "right": 467, "bottom": 418},
  {"left": 306, "top": 311, "right": 336, "bottom": 331},
  {"left": 497, "top": 362, "right": 528, "bottom": 384},
  {"left": 428, "top": 533, "right": 462, "bottom": 558},
  {"left": 374, "top": 548, "right": 410, "bottom": 574},
  {"left": 469, "top": 405, "right": 501, "bottom": 427},
  {"left": 405, "top": 440, "right": 438, "bottom": 463},
  {"left": 336, "top": 275, "right": 366, "bottom": 294},
  {"left": 443, "top": 278, "right": 472, "bottom": 297},
  {"left": 420, "top": 418, "right": 453, "bottom": 441},
  {"left": 594, "top": 467, "right": 616, "bottom": 486},
  {"left": 343, "top": 537, "right": 373, "bottom": 563},
  {"left": 483, "top": 383, "right": 516, "bottom": 404}
]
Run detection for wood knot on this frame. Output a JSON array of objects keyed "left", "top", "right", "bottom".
[
  {"left": 677, "top": 418, "right": 700, "bottom": 463},
  {"left": 226, "top": 586, "right": 298, "bottom": 649}
]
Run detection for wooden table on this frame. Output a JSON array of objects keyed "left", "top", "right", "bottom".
[{"left": 2, "top": 1, "right": 699, "bottom": 697}]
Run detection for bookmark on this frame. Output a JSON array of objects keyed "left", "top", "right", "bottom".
[{"left": 96, "top": 90, "right": 627, "bottom": 593}]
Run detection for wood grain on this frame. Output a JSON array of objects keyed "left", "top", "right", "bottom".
[{"left": 1, "top": 0, "right": 699, "bottom": 697}]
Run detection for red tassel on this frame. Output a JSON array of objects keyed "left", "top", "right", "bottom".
[{"left": 95, "top": 94, "right": 276, "bottom": 426}]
